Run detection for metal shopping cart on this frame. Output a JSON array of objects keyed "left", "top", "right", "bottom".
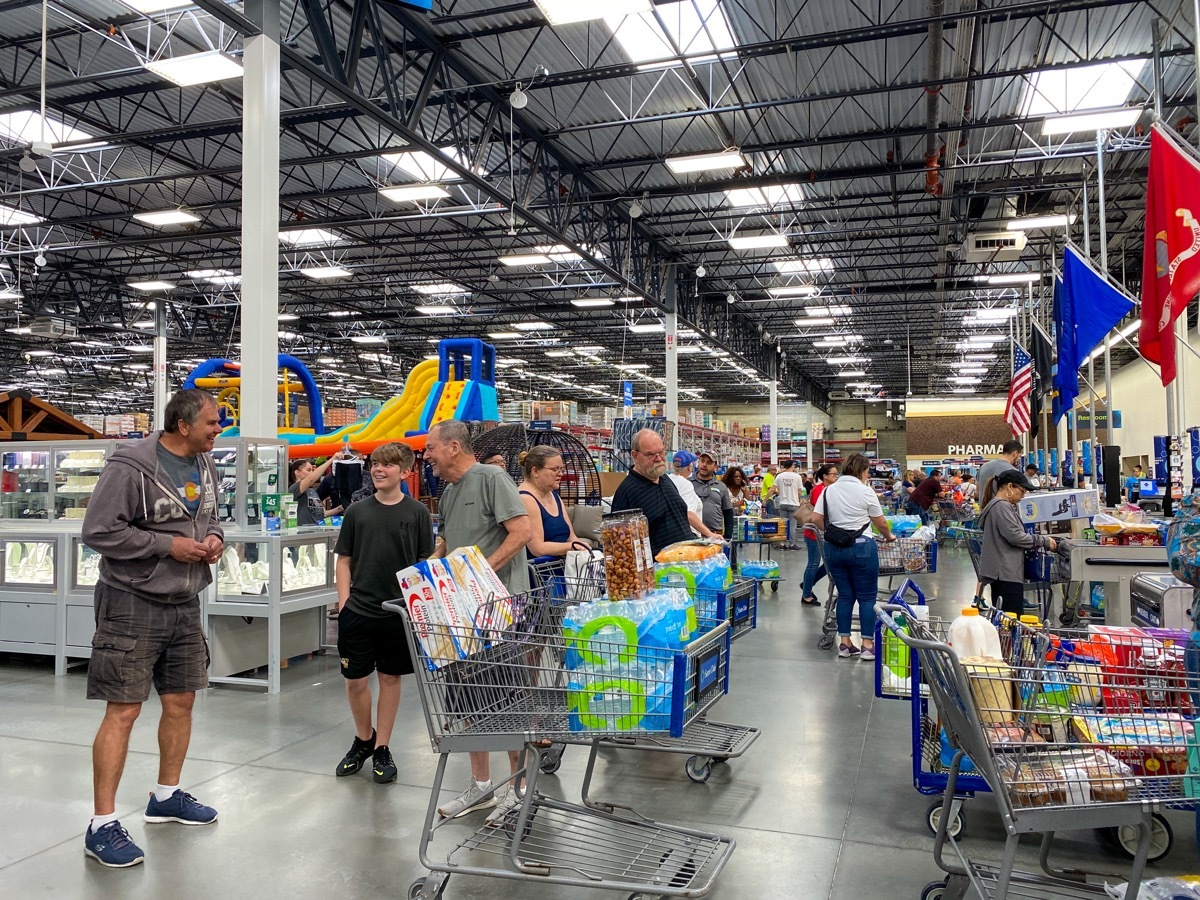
[
  {"left": 963, "top": 528, "right": 1088, "bottom": 625},
  {"left": 530, "top": 558, "right": 761, "bottom": 785},
  {"left": 877, "top": 598, "right": 1183, "bottom": 900},
  {"left": 820, "top": 535, "right": 940, "bottom": 657},
  {"left": 386, "top": 588, "right": 737, "bottom": 900}
]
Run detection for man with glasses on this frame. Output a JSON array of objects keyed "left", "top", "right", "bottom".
[{"left": 612, "top": 429, "right": 717, "bottom": 556}]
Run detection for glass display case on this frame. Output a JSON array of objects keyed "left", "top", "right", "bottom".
[
  {"left": 1, "top": 448, "right": 52, "bottom": 520},
  {"left": 211, "top": 437, "right": 286, "bottom": 528},
  {"left": 3, "top": 538, "right": 57, "bottom": 587},
  {"left": 54, "top": 446, "right": 111, "bottom": 520},
  {"left": 75, "top": 539, "right": 101, "bottom": 589},
  {"left": 216, "top": 538, "right": 330, "bottom": 596}
]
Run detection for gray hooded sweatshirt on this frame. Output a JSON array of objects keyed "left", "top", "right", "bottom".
[
  {"left": 976, "top": 497, "right": 1052, "bottom": 584},
  {"left": 82, "top": 432, "right": 222, "bottom": 604}
]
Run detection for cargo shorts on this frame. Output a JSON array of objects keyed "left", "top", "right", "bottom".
[{"left": 86, "top": 581, "right": 209, "bottom": 703}]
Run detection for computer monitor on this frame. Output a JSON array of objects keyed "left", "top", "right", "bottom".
[{"left": 1140, "top": 479, "right": 1161, "bottom": 497}]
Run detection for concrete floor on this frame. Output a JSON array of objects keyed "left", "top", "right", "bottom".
[{"left": 0, "top": 543, "right": 1196, "bottom": 899}]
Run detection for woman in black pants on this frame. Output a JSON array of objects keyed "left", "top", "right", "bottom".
[{"left": 977, "top": 469, "right": 1056, "bottom": 615}]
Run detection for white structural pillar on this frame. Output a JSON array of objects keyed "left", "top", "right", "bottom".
[
  {"left": 152, "top": 300, "right": 168, "bottom": 430},
  {"left": 239, "top": 2, "right": 282, "bottom": 439},
  {"left": 769, "top": 379, "right": 779, "bottom": 464},
  {"left": 663, "top": 268, "right": 679, "bottom": 449}
]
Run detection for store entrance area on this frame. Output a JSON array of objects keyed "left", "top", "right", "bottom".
[{"left": 0, "top": 546, "right": 1194, "bottom": 897}]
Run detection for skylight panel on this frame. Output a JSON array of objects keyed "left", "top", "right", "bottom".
[
  {"left": 279, "top": 228, "right": 343, "bottom": 247},
  {"left": 382, "top": 146, "right": 467, "bottom": 182},
  {"left": 774, "top": 258, "right": 834, "bottom": 275},
  {"left": 0, "top": 203, "right": 42, "bottom": 227},
  {"left": 1021, "top": 60, "right": 1143, "bottom": 117},
  {"left": 0, "top": 110, "right": 95, "bottom": 145},
  {"left": 724, "top": 183, "right": 805, "bottom": 209},
  {"left": 606, "top": 0, "right": 738, "bottom": 70}
]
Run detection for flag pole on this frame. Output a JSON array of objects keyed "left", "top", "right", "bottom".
[
  {"left": 1082, "top": 174, "right": 1097, "bottom": 464},
  {"left": 1098, "top": 128, "right": 1113, "bottom": 452}
]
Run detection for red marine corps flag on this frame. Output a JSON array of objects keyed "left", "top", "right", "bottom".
[{"left": 1140, "top": 123, "right": 1200, "bottom": 386}]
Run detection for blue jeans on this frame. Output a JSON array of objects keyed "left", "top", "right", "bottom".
[
  {"left": 801, "top": 531, "right": 826, "bottom": 599},
  {"left": 904, "top": 499, "right": 930, "bottom": 526},
  {"left": 826, "top": 540, "right": 880, "bottom": 639}
]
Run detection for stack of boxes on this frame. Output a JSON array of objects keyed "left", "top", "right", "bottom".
[
  {"left": 325, "top": 407, "right": 359, "bottom": 427},
  {"left": 533, "top": 400, "right": 578, "bottom": 424}
]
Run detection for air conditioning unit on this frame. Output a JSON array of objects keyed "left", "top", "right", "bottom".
[
  {"left": 828, "top": 390, "right": 851, "bottom": 401},
  {"left": 28, "top": 316, "right": 78, "bottom": 338},
  {"left": 963, "top": 230, "right": 1027, "bottom": 262}
]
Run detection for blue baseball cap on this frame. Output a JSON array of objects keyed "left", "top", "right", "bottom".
[{"left": 673, "top": 450, "right": 698, "bottom": 468}]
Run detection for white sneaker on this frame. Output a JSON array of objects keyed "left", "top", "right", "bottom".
[
  {"left": 485, "top": 786, "right": 521, "bottom": 827},
  {"left": 438, "top": 780, "right": 496, "bottom": 819},
  {"left": 860, "top": 648, "right": 876, "bottom": 662}
]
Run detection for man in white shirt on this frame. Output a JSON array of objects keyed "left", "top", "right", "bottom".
[
  {"left": 670, "top": 451, "right": 704, "bottom": 534},
  {"left": 767, "top": 460, "right": 805, "bottom": 549}
]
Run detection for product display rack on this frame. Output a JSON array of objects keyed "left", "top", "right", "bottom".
[{"left": 678, "top": 422, "right": 758, "bottom": 466}]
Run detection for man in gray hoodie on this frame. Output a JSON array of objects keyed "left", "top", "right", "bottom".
[{"left": 80, "top": 389, "right": 224, "bottom": 868}]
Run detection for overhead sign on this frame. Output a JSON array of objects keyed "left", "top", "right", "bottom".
[
  {"left": 622, "top": 381, "right": 633, "bottom": 412},
  {"left": 383, "top": 0, "right": 432, "bottom": 9},
  {"left": 1073, "top": 410, "right": 1122, "bottom": 429}
]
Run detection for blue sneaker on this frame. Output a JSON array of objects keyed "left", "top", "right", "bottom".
[
  {"left": 144, "top": 790, "right": 218, "bottom": 825},
  {"left": 84, "top": 820, "right": 145, "bottom": 868}
]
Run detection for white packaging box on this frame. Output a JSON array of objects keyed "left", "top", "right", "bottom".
[{"left": 1018, "top": 489, "right": 1101, "bottom": 523}]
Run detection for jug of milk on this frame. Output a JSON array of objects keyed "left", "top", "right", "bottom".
[{"left": 946, "top": 607, "right": 1002, "bottom": 660}]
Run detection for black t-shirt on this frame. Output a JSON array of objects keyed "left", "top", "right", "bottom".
[
  {"left": 611, "top": 470, "right": 693, "bottom": 557},
  {"left": 335, "top": 495, "right": 434, "bottom": 618}
]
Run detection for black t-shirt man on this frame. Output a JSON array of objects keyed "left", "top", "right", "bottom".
[
  {"left": 334, "top": 494, "right": 433, "bottom": 619},
  {"left": 611, "top": 469, "right": 694, "bottom": 557}
]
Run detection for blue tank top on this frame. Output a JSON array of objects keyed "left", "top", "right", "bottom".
[{"left": 520, "top": 489, "right": 571, "bottom": 544}]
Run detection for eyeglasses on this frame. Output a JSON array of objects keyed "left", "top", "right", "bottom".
[
  {"left": 635, "top": 450, "right": 666, "bottom": 459},
  {"left": 543, "top": 466, "right": 565, "bottom": 474}
]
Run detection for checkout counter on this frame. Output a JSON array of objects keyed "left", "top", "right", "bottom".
[
  {"left": 1069, "top": 543, "right": 1173, "bottom": 627},
  {"left": 1129, "top": 573, "right": 1195, "bottom": 630}
]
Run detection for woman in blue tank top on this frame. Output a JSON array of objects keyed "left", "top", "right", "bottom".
[{"left": 517, "top": 446, "right": 580, "bottom": 557}]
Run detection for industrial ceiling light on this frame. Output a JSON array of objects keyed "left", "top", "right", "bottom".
[
  {"left": 0, "top": 203, "right": 43, "bottom": 227},
  {"left": 278, "top": 313, "right": 299, "bottom": 321},
  {"left": 628, "top": 322, "right": 665, "bottom": 334},
  {"left": 144, "top": 51, "right": 244, "bottom": 87},
  {"left": 0, "top": 288, "right": 22, "bottom": 300},
  {"left": 798, "top": 317, "right": 835, "bottom": 327},
  {"left": 571, "top": 297, "right": 615, "bottom": 308},
  {"left": 514, "top": 321, "right": 555, "bottom": 331},
  {"left": 837, "top": 370, "right": 868, "bottom": 378},
  {"left": 986, "top": 272, "right": 1040, "bottom": 285},
  {"left": 508, "top": 87, "right": 529, "bottom": 109},
  {"left": 280, "top": 228, "right": 342, "bottom": 247},
  {"left": 300, "top": 266, "right": 352, "bottom": 280},
  {"left": 665, "top": 150, "right": 746, "bottom": 174},
  {"left": 534, "top": 0, "right": 649, "bottom": 24},
  {"left": 128, "top": 280, "right": 175, "bottom": 291},
  {"left": 379, "top": 184, "right": 451, "bottom": 204},
  {"left": 498, "top": 252, "right": 553, "bottom": 266},
  {"left": 488, "top": 331, "right": 522, "bottom": 339},
  {"left": 412, "top": 282, "right": 469, "bottom": 295},
  {"left": 350, "top": 335, "right": 388, "bottom": 344},
  {"left": 1005, "top": 214, "right": 1076, "bottom": 231},
  {"left": 1041, "top": 107, "right": 1141, "bottom": 135},
  {"left": 768, "top": 285, "right": 820, "bottom": 298},
  {"left": 728, "top": 233, "right": 788, "bottom": 251}
]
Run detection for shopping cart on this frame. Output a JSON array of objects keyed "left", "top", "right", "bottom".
[
  {"left": 877, "top": 599, "right": 1180, "bottom": 900},
  {"left": 386, "top": 588, "right": 737, "bottom": 900},
  {"left": 731, "top": 525, "right": 787, "bottom": 593},
  {"left": 963, "top": 528, "right": 1088, "bottom": 625}
]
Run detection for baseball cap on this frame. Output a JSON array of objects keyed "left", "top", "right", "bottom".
[
  {"left": 697, "top": 449, "right": 716, "bottom": 461},
  {"left": 995, "top": 469, "right": 1039, "bottom": 492},
  {"left": 672, "top": 450, "right": 698, "bottom": 468}
]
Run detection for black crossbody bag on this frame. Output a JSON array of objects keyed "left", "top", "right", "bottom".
[{"left": 821, "top": 487, "right": 870, "bottom": 548}]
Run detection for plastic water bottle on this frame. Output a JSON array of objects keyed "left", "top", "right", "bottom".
[{"left": 946, "top": 606, "right": 1002, "bottom": 660}]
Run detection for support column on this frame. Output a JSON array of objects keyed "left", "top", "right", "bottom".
[
  {"left": 664, "top": 268, "right": 679, "bottom": 450},
  {"left": 769, "top": 378, "right": 779, "bottom": 465},
  {"left": 239, "top": 2, "right": 282, "bottom": 440},
  {"left": 152, "top": 300, "right": 168, "bottom": 430}
]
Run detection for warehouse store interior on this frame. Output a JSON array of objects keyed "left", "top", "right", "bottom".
[{"left": 3, "top": 0, "right": 1200, "bottom": 897}]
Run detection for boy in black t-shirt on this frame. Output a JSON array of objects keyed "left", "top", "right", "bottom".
[{"left": 333, "top": 442, "right": 433, "bottom": 784}]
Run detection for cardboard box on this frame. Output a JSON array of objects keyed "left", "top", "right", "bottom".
[
  {"left": 1017, "top": 489, "right": 1101, "bottom": 524},
  {"left": 598, "top": 472, "right": 627, "bottom": 498}
]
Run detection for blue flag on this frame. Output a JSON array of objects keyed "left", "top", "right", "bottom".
[{"left": 1053, "top": 245, "right": 1136, "bottom": 423}]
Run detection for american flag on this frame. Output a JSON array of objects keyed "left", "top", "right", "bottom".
[{"left": 1004, "top": 343, "right": 1033, "bottom": 437}]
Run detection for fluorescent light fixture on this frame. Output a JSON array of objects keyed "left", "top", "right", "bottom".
[
  {"left": 952, "top": 388, "right": 977, "bottom": 394},
  {"left": 774, "top": 257, "right": 835, "bottom": 275},
  {"left": 966, "top": 335, "right": 1006, "bottom": 346},
  {"left": 412, "top": 282, "right": 468, "bottom": 295},
  {"left": 27, "top": 348, "right": 54, "bottom": 356},
  {"left": 144, "top": 51, "right": 243, "bottom": 87},
  {"left": 5, "top": 326, "right": 30, "bottom": 334},
  {"left": 278, "top": 313, "right": 299, "bottom": 322},
  {"left": 949, "top": 376, "right": 982, "bottom": 384},
  {"left": 279, "top": 228, "right": 342, "bottom": 247},
  {"left": 206, "top": 274, "right": 241, "bottom": 287},
  {"left": 132, "top": 320, "right": 155, "bottom": 329},
  {"left": 665, "top": 150, "right": 746, "bottom": 174},
  {"left": 350, "top": 335, "right": 388, "bottom": 345},
  {"left": 575, "top": 345, "right": 606, "bottom": 353},
  {"left": 185, "top": 269, "right": 229, "bottom": 279},
  {"left": 970, "top": 308, "right": 1018, "bottom": 321},
  {"left": 0, "top": 288, "right": 22, "bottom": 300},
  {"left": 768, "top": 285, "right": 820, "bottom": 298},
  {"left": 277, "top": 330, "right": 300, "bottom": 340},
  {"left": 489, "top": 331, "right": 522, "bottom": 339},
  {"left": 300, "top": 266, "right": 352, "bottom": 280},
  {"left": 798, "top": 317, "right": 835, "bottom": 327},
  {"left": 607, "top": 0, "right": 739, "bottom": 70},
  {"left": 618, "top": 363, "right": 650, "bottom": 370},
  {"left": 536, "top": 0, "right": 650, "bottom": 24},
  {"left": 826, "top": 355, "right": 866, "bottom": 364},
  {"left": 837, "top": 370, "right": 867, "bottom": 378},
  {"left": 535, "top": 244, "right": 598, "bottom": 262},
  {"left": 987, "top": 272, "right": 1040, "bottom": 285},
  {"left": 807, "top": 305, "right": 852, "bottom": 317},
  {"left": 1022, "top": 60, "right": 1143, "bottom": 117},
  {"left": 676, "top": 344, "right": 704, "bottom": 354},
  {"left": 616, "top": 295, "right": 644, "bottom": 303},
  {"left": 1042, "top": 107, "right": 1141, "bottom": 135},
  {"left": 382, "top": 146, "right": 467, "bottom": 183},
  {"left": 415, "top": 305, "right": 457, "bottom": 316},
  {"left": 0, "top": 204, "right": 43, "bottom": 227},
  {"left": 545, "top": 350, "right": 575, "bottom": 358},
  {"left": 728, "top": 233, "right": 789, "bottom": 251},
  {"left": 499, "top": 253, "right": 553, "bottom": 266},
  {"left": 128, "top": 280, "right": 175, "bottom": 291},
  {"left": 629, "top": 322, "right": 665, "bottom": 334},
  {"left": 725, "top": 183, "right": 805, "bottom": 209},
  {"left": 571, "top": 297, "right": 615, "bottom": 308},
  {"left": 0, "top": 110, "right": 94, "bottom": 145},
  {"left": 1005, "top": 214, "right": 1076, "bottom": 231},
  {"left": 379, "top": 184, "right": 451, "bottom": 204},
  {"left": 514, "top": 321, "right": 554, "bottom": 331},
  {"left": 813, "top": 337, "right": 849, "bottom": 347},
  {"left": 121, "top": 0, "right": 193, "bottom": 13},
  {"left": 964, "top": 353, "right": 997, "bottom": 361}
]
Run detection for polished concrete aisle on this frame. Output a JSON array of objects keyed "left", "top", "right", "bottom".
[{"left": 0, "top": 544, "right": 1196, "bottom": 898}]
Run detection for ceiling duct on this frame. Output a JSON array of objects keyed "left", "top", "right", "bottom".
[
  {"left": 963, "top": 230, "right": 1027, "bottom": 262},
  {"left": 828, "top": 389, "right": 851, "bottom": 401},
  {"left": 29, "top": 316, "right": 78, "bottom": 338}
]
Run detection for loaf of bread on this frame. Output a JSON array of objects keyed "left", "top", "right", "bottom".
[{"left": 960, "top": 658, "right": 1015, "bottom": 724}]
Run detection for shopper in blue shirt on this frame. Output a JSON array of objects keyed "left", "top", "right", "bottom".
[{"left": 1125, "top": 465, "right": 1144, "bottom": 503}]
